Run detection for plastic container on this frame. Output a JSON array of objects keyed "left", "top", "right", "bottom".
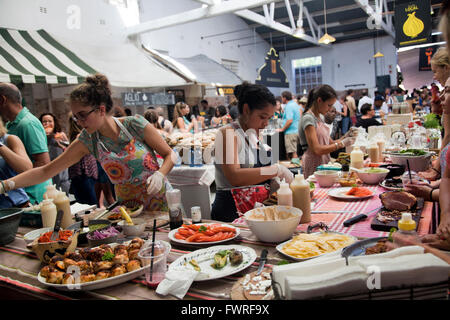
[
  {"left": 290, "top": 173, "right": 310, "bottom": 224},
  {"left": 53, "top": 190, "right": 73, "bottom": 229},
  {"left": 277, "top": 179, "right": 293, "bottom": 207},
  {"left": 40, "top": 198, "right": 57, "bottom": 228},
  {"left": 394, "top": 213, "right": 419, "bottom": 246},
  {"left": 350, "top": 146, "right": 364, "bottom": 169}
]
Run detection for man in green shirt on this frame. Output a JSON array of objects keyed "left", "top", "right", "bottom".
[{"left": 0, "top": 83, "right": 51, "bottom": 204}]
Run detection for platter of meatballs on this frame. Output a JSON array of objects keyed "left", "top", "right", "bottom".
[{"left": 38, "top": 237, "right": 148, "bottom": 291}]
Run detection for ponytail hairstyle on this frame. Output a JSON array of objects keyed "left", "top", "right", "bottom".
[
  {"left": 68, "top": 73, "right": 113, "bottom": 112},
  {"left": 304, "top": 84, "right": 337, "bottom": 113},
  {"left": 234, "top": 81, "right": 276, "bottom": 115}
]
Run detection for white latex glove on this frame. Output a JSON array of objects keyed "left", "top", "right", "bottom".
[
  {"left": 275, "top": 164, "right": 294, "bottom": 184},
  {"left": 341, "top": 137, "right": 356, "bottom": 147},
  {"left": 0, "top": 180, "right": 15, "bottom": 195},
  {"left": 146, "top": 171, "right": 165, "bottom": 196}
]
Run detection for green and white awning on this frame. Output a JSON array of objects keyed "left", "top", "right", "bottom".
[{"left": 0, "top": 28, "right": 96, "bottom": 84}]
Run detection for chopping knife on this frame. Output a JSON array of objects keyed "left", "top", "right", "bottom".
[
  {"left": 342, "top": 206, "right": 382, "bottom": 228},
  {"left": 256, "top": 249, "right": 268, "bottom": 275},
  {"left": 50, "top": 209, "right": 64, "bottom": 241}
]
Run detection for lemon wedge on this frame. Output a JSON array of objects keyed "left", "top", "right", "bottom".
[{"left": 119, "top": 206, "right": 134, "bottom": 225}]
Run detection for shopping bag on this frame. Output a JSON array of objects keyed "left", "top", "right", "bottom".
[{"left": 231, "top": 185, "right": 270, "bottom": 215}]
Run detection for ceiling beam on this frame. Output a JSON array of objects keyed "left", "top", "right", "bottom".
[
  {"left": 126, "top": 0, "right": 278, "bottom": 37},
  {"left": 235, "top": 7, "right": 329, "bottom": 47},
  {"left": 354, "top": 0, "right": 394, "bottom": 38}
]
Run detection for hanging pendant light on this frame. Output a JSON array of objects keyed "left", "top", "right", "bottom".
[
  {"left": 373, "top": 51, "right": 384, "bottom": 58},
  {"left": 318, "top": 0, "right": 336, "bottom": 44}
]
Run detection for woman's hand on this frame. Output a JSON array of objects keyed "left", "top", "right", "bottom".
[
  {"left": 146, "top": 171, "right": 165, "bottom": 196},
  {"left": 421, "top": 233, "right": 450, "bottom": 251},
  {"left": 436, "top": 215, "right": 450, "bottom": 242}
]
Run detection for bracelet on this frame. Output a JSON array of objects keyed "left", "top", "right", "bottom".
[
  {"left": 335, "top": 142, "right": 339, "bottom": 150},
  {"left": 429, "top": 188, "right": 435, "bottom": 201}
]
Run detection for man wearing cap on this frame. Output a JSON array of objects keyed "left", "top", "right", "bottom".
[{"left": 374, "top": 95, "right": 388, "bottom": 124}]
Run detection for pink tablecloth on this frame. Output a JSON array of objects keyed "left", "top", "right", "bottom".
[{"left": 232, "top": 185, "right": 432, "bottom": 239}]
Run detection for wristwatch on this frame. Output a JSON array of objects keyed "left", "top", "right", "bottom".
[{"left": 0, "top": 141, "right": 4, "bottom": 147}]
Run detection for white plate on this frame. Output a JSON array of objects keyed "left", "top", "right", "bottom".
[
  {"left": 169, "top": 245, "right": 256, "bottom": 281},
  {"left": 327, "top": 187, "right": 374, "bottom": 200},
  {"left": 379, "top": 180, "right": 403, "bottom": 191},
  {"left": 168, "top": 223, "right": 240, "bottom": 245},
  {"left": 276, "top": 232, "right": 357, "bottom": 262},
  {"left": 37, "top": 240, "right": 157, "bottom": 291}
]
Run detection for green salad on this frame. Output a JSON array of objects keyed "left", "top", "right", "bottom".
[{"left": 398, "top": 149, "right": 427, "bottom": 156}]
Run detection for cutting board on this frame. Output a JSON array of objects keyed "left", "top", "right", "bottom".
[
  {"left": 230, "top": 268, "right": 273, "bottom": 300},
  {"left": 370, "top": 197, "right": 424, "bottom": 232}
]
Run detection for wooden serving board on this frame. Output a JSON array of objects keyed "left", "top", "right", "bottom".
[
  {"left": 370, "top": 197, "right": 424, "bottom": 232},
  {"left": 230, "top": 268, "right": 273, "bottom": 300}
]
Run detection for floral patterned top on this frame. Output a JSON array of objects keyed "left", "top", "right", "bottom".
[{"left": 78, "top": 115, "right": 148, "bottom": 159}]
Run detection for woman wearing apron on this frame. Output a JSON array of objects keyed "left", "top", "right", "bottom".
[
  {"left": 299, "top": 85, "right": 355, "bottom": 179},
  {"left": 211, "top": 82, "right": 294, "bottom": 222},
  {"left": 0, "top": 74, "right": 174, "bottom": 212}
]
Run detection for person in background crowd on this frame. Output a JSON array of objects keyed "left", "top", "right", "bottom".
[
  {"left": 278, "top": 91, "right": 301, "bottom": 163},
  {"left": 211, "top": 81, "right": 293, "bottom": 222},
  {"left": 357, "top": 89, "right": 373, "bottom": 113},
  {"left": 228, "top": 98, "right": 239, "bottom": 121},
  {"left": 274, "top": 96, "right": 283, "bottom": 119},
  {"left": 356, "top": 103, "right": 383, "bottom": 131},
  {"left": 346, "top": 89, "right": 357, "bottom": 126},
  {"left": 0, "top": 73, "right": 174, "bottom": 212},
  {"left": 172, "top": 101, "right": 198, "bottom": 133},
  {"left": 332, "top": 97, "right": 343, "bottom": 137},
  {"left": 324, "top": 106, "right": 339, "bottom": 140},
  {"left": 200, "top": 99, "right": 215, "bottom": 127},
  {"left": 67, "top": 112, "right": 98, "bottom": 205},
  {"left": 339, "top": 95, "right": 350, "bottom": 135},
  {"left": 39, "top": 112, "right": 71, "bottom": 194},
  {"left": 0, "top": 117, "right": 32, "bottom": 209},
  {"left": 0, "top": 83, "right": 52, "bottom": 204},
  {"left": 111, "top": 106, "right": 126, "bottom": 117},
  {"left": 124, "top": 108, "right": 132, "bottom": 116},
  {"left": 373, "top": 95, "right": 388, "bottom": 124},
  {"left": 154, "top": 106, "right": 173, "bottom": 135},
  {"left": 297, "top": 95, "right": 308, "bottom": 114},
  {"left": 299, "top": 85, "right": 355, "bottom": 178},
  {"left": 144, "top": 109, "right": 168, "bottom": 139},
  {"left": 211, "top": 105, "right": 231, "bottom": 127}
]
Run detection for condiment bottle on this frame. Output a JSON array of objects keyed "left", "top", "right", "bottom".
[
  {"left": 350, "top": 146, "right": 364, "bottom": 169},
  {"left": 53, "top": 190, "right": 73, "bottom": 229},
  {"left": 368, "top": 142, "right": 380, "bottom": 163},
  {"left": 166, "top": 189, "right": 184, "bottom": 230},
  {"left": 277, "top": 179, "right": 293, "bottom": 207},
  {"left": 376, "top": 139, "right": 385, "bottom": 162},
  {"left": 394, "top": 213, "right": 419, "bottom": 246},
  {"left": 43, "top": 184, "right": 58, "bottom": 200},
  {"left": 191, "top": 206, "right": 202, "bottom": 224},
  {"left": 289, "top": 173, "right": 311, "bottom": 223},
  {"left": 40, "top": 197, "right": 57, "bottom": 228}
]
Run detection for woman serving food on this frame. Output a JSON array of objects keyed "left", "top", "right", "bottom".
[
  {"left": 211, "top": 81, "right": 294, "bottom": 222},
  {"left": 0, "top": 74, "right": 174, "bottom": 212}
]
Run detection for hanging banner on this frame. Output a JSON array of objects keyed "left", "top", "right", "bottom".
[
  {"left": 395, "top": 1, "right": 431, "bottom": 48},
  {"left": 255, "top": 47, "right": 289, "bottom": 88},
  {"left": 121, "top": 92, "right": 175, "bottom": 106},
  {"left": 419, "top": 45, "right": 439, "bottom": 71}
]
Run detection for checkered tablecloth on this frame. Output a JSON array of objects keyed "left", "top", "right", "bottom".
[{"left": 232, "top": 185, "right": 432, "bottom": 239}]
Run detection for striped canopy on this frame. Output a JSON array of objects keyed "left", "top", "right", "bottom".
[{"left": 0, "top": 28, "right": 96, "bottom": 84}]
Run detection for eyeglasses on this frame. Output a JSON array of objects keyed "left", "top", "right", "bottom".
[{"left": 72, "top": 108, "right": 97, "bottom": 122}]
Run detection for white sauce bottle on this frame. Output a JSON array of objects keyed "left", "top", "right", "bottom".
[{"left": 277, "top": 179, "right": 293, "bottom": 207}]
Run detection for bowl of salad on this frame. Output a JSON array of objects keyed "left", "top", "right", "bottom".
[
  {"left": 87, "top": 226, "right": 121, "bottom": 247},
  {"left": 355, "top": 167, "right": 390, "bottom": 185},
  {"left": 389, "top": 149, "right": 432, "bottom": 172}
]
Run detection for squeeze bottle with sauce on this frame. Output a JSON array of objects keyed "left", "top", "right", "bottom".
[
  {"left": 43, "top": 184, "right": 58, "bottom": 200},
  {"left": 40, "top": 197, "right": 57, "bottom": 228},
  {"left": 368, "top": 142, "right": 380, "bottom": 163},
  {"left": 289, "top": 173, "right": 311, "bottom": 223},
  {"left": 350, "top": 146, "right": 364, "bottom": 169},
  {"left": 394, "top": 213, "right": 419, "bottom": 246},
  {"left": 53, "top": 190, "right": 73, "bottom": 229},
  {"left": 277, "top": 179, "right": 293, "bottom": 207}
]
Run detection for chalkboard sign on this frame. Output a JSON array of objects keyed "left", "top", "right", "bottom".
[{"left": 121, "top": 92, "right": 175, "bottom": 106}]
